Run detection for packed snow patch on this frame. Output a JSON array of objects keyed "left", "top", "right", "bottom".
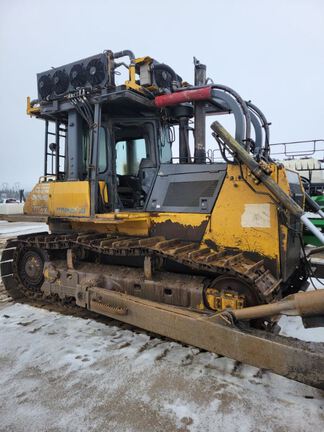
[
  {"left": 0, "top": 222, "right": 324, "bottom": 431},
  {"left": 0, "top": 303, "right": 323, "bottom": 432}
]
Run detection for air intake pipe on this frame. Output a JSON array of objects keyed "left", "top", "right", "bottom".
[
  {"left": 155, "top": 85, "right": 253, "bottom": 152},
  {"left": 113, "top": 50, "right": 135, "bottom": 62}
]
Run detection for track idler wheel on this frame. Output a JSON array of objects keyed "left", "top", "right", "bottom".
[{"left": 14, "top": 246, "right": 47, "bottom": 296}]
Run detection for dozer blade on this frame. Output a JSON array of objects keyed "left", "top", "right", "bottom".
[{"left": 87, "top": 288, "right": 324, "bottom": 390}]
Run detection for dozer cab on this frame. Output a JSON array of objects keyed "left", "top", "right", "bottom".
[{"left": 1, "top": 49, "right": 324, "bottom": 389}]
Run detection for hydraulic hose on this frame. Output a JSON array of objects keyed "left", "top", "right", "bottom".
[
  {"left": 211, "top": 85, "right": 251, "bottom": 149},
  {"left": 246, "top": 101, "right": 271, "bottom": 159}
]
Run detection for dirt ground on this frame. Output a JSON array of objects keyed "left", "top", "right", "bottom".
[{"left": 0, "top": 221, "right": 323, "bottom": 432}]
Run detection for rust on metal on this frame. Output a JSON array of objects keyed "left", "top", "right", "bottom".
[
  {"left": 86, "top": 288, "right": 324, "bottom": 390},
  {"left": 150, "top": 219, "right": 208, "bottom": 242}
]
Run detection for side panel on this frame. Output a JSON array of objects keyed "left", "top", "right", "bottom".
[
  {"left": 146, "top": 163, "right": 227, "bottom": 213},
  {"left": 50, "top": 181, "right": 90, "bottom": 217},
  {"left": 24, "top": 182, "right": 52, "bottom": 216},
  {"left": 24, "top": 181, "right": 90, "bottom": 218},
  {"left": 203, "top": 164, "right": 293, "bottom": 278}
]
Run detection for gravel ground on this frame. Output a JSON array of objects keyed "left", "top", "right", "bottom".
[{"left": 0, "top": 221, "right": 323, "bottom": 432}]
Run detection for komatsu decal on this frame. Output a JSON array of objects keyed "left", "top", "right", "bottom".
[{"left": 56, "top": 207, "right": 86, "bottom": 214}]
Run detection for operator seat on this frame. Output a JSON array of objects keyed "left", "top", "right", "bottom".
[{"left": 116, "top": 158, "right": 155, "bottom": 209}]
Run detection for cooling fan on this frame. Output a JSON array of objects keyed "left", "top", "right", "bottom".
[
  {"left": 37, "top": 53, "right": 112, "bottom": 101},
  {"left": 86, "top": 58, "right": 106, "bottom": 86},
  {"left": 70, "top": 64, "right": 87, "bottom": 89},
  {"left": 53, "top": 69, "right": 69, "bottom": 95},
  {"left": 38, "top": 74, "right": 53, "bottom": 99},
  {"left": 152, "top": 64, "right": 179, "bottom": 91}
]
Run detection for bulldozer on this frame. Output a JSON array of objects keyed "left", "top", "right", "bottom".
[{"left": 1, "top": 49, "right": 324, "bottom": 389}]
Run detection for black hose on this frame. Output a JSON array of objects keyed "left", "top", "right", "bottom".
[
  {"left": 246, "top": 101, "right": 271, "bottom": 159},
  {"left": 212, "top": 85, "right": 251, "bottom": 149},
  {"left": 152, "top": 63, "right": 177, "bottom": 81}
]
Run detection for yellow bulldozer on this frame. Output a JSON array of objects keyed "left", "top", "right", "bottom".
[{"left": 1, "top": 50, "right": 324, "bottom": 389}]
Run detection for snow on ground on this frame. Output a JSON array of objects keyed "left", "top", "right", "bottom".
[
  {"left": 0, "top": 303, "right": 323, "bottom": 432},
  {"left": 0, "top": 222, "right": 323, "bottom": 432},
  {"left": 0, "top": 220, "right": 47, "bottom": 237}
]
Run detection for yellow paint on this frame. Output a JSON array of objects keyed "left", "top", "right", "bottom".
[
  {"left": 26, "top": 96, "right": 40, "bottom": 116},
  {"left": 125, "top": 56, "right": 158, "bottom": 94},
  {"left": 25, "top": 181, "right": 90, "bottom": 217},
  {"left": 125, "top": 64, "right": 144, "bottom": 93},
  {"left": 24, "top": 182, "right": 51, "bottom": 215},
  {"left": 99, "top": 181, "right": 108, "bottom": 205},
  {"left": 205, "top": 288, "right": 245, "bottom": 311},
  {"left": 134, "top": 56, "right": 153, "bottom": 65},
  {"left": 203, "top": 164, "right": 291, "bottom": 276},
  {"left": 25, "top": 163, "right": 296, "bottom": 281},
  {"left": 69, "top": 212, "right": 208, "bottom": 238}
]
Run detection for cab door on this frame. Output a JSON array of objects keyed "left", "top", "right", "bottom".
[{"left": 111, "top": 120, "right": 158, "bottom": 211}]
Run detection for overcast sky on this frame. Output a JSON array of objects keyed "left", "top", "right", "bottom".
[{"left": 1, "top": 0, "right": 324, "bottom": 190}]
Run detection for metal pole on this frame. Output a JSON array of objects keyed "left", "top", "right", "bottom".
[
  {"left": 44, "top": 120, "right": 48, "bottom": 176},
  {"left": 90, "top": 103, "right": 101, "bottom": 217},
  {"left": 67, "top": 111, "right": 82, "bottom": 181},
  {"left": 179, "top": 117, "right": 190, "bottom": 163},
  {"left": 301, "top": 214, "right": 324, "bottom": 243},
  {"left": 194, "top": 60, "right": 206, "bottom": 162},
  {"left": 55, "top": 120, "right": 60, "bottom": 179}
]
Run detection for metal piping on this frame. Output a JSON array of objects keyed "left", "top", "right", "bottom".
[
  {"left": 246, "top": 101, "right": 270, "bottom": 158},
  {"left": 301, "top": 214, "right": 324, "bottom": 243},
  {"left": 248, "top": 109, "right": 263, "bottom": 157},
  {"left": 211, "top": 85, "right": 251, "bottom": 149},
  {"left": 211, "top": 89, "right": 246, "bottom": 145},
  {"left": 113, "top": 50, "right": 135, "bottom": 62},
  {"left": 154, "top": 87, "right": 212, "bottom": 107},
  {"left": 155, "top": 85, "right": 252, "bottom": 150}
]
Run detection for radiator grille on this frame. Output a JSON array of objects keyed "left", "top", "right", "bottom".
[{"left": 163, "top": 180, "right": 217, "bottom": 207}]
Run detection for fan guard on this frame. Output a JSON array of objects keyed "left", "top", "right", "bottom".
[
  {"left": 38, "top": 75, "right": 53, "bottom": 99},
  {"left": 53, "top": 69, "right": 69, "bottom": 95},
  {"left": 70, "top": 64, "right": 87, "bottom": 88},
  {"left": 86, "top": 58, "right": 106, "bottom": 86}
]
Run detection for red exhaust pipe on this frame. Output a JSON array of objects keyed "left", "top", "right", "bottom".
[{"left": 154, "top": 86, "right": 212, "bottom": 108}]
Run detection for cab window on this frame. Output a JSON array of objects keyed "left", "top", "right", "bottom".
[{"left": 116, "top": 138, "right": 147, "bottom": 176}]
